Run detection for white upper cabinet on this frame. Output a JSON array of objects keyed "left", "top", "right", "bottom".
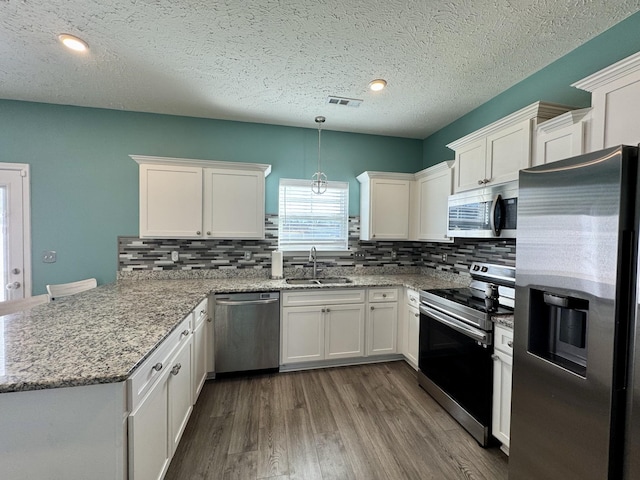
[
  {"left": 572, "top": 51, "right": 640, "bottom": 151},
  {"left": 203, "top": 167, "right": 265, "bottom": 239},
  {"left": 357, "top": 172, "right": 414, "bottom": 241},
  {"left": 139, "top": 164, "right": 203, "bottom": 238},
  {"left": 411, "top": 161, "right": 454, "bottom": 243},
  {"left": 132, "top": 155, "right": 271, "bottom": 239},
  {"left": 447, "top": 102, "right": 573, "bottom": 193},
  {"left": 534, "top": 108, "right": 591, "bottom": 166}
]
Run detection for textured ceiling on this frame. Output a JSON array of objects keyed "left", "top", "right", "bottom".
[{"left": 1, "top": 1, "right": 638, "bottom": 139}]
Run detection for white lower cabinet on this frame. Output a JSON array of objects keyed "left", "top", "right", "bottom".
[
  {"left": 128, "top": 299, "right": 208, "bottom": 480},
  {"left": 281, "top": 288, "right": 398, "bottom": 367},
  {"left": 192, "top": 298, "right": 208, "bottom": 401},
  {"left": 367, "top": 302, "right": 398, "bottom": 355},
  {"left": 281, "top": 306, "right": 325, "bottom": 363},
  {"left": 324, "top": 304, "right": 366, "bottom": 359},
  {"left": 367, "top": 288, "right": 398, "bottom": 356},
  {"left": 400, "top": 288, "right": 420, "bottom": 369},
  {"left": 492, "top": 323, "right": 513, "bottom": 453},
  {"left": 129, "top": 365, "right": 171, "bottom": 480},
  {"left": 168, "top": 339, "right": 193, "bottom": 455}
]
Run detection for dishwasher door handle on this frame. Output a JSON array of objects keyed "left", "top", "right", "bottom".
[{"left": 215, "top": 298, "right": 280, "bottom": 306}]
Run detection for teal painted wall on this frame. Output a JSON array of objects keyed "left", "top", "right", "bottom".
[
  {"left": 0, "top": 100, "right": 422, "bottom": 293},
  {"left": 423, "top": 10, "right": 640, "bottom": 166}
]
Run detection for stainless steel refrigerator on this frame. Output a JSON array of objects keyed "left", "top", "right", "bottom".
[{"left": 509, "top": 145, "right": 640, "bottom": 480}]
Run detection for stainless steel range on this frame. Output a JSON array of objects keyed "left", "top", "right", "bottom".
[{"left": 418, "top": 262, "right": 515, "bottom": 446}]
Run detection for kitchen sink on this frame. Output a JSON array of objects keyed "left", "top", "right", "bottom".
[
  {"left": 285, "top": 277, "right": 352, "bottom": 285},
  {"left": 317, "top": 277, "right": 352, "bottom": 284}
]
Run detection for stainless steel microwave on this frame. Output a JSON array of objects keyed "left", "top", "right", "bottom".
[{"left": 447, "top": 181, "right": 518, "bottom": 238}]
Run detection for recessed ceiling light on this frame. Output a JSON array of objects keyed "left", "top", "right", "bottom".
[
  {"left": 369, "top": 79, "right": 387, "bottom": 91},
  {"left": 58, "top": 34, "right": 89, "bottom": 52}
]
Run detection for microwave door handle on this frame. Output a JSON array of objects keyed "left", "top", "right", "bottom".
[{"left": 490, "top": 194, "right": 504, "bottom": 236}]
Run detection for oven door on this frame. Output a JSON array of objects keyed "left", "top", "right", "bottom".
[{"left": 418, "top": 303, "right": 494, "bottom": 445}]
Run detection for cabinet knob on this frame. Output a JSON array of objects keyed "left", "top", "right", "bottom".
[
  {"left": 5, "top": 281, "right": 20, "bottom": 290},
  {"left": 478, "top": 180, "right": 484, "bottom": 185},
  {"left": 484, "top": 178, "right": 490, "bottom": 184},
  {"left": 414, "top": 313, "right": 419, "bottom": 317},
  {"left": 152, "top": 362, "right": 163, "bottom": 372},
  {"left": 171, "top": 363, "right": 182, "bottom": 375},
  {"left": 181, "top": 329, "right": 190, "bottom": 337},
  {"left": 196, "top": 231, "right": 201, "bottom": 235},
  {"left": 206, "top": 231, "right": 211, "bottom": 236},
  {"left": 326, "top": 308, "right": 330, "bottom": 313},
  {"left": 370, "top": 306, "right": 375, "bottom": 311},
  {"left": 491, "top": 354, "right": 499, "bottom": 361},
  {"left": 382, "top": 293, "right": 387, "bottom": 298},
  {"left": 507, "top": 340, "right": 513, "bottom": 348}
]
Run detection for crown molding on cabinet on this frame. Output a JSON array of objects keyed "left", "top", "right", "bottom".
[
  {"left": 536, "top": 108, "right": 592, "bottom": 134},
  {"left": 445, "top": 101, "right": 574, "bottom": 151},
  {"left": 572, "top": 51, "right": 640, "bottom": 92},
  {"left": 414, "top": 160, "right": 454, "bottom": 179},
  {"left": 130, "top": 155, "right": 272, "bottom": 177},
  {"left": 356, "top": 171, "right": 416, "bottom": 183}
]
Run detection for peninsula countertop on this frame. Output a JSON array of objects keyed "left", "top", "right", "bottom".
[{"left": 0, "top": 274, "right": 459, "bottom": 394}]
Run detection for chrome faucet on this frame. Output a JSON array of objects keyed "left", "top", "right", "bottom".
[{"left": 309, "top": 246, "right": 318, "bottom": 279}]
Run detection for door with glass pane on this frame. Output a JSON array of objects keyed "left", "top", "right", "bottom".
[{"left": 0, "top": 165, "right": 29, "bottom": 301}]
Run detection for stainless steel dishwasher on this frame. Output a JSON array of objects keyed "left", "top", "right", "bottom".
[{"left": 213, "top": 291, "right": 280, "bottom": 374}]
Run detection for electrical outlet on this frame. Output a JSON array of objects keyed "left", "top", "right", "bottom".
[
  {"left": 354, "top": 251, "right": 365, "bottom": 259},
  {"left": 244, "top": 251, "right": 252, "bottom": 260},
  {"left": 42, "top": 251, "right": 57, "bottom": 263},
  {"left": 171, "top": 251, "right": 179, "bottom": 262},
  {"left": 391, "top": 250, "right": 398, "bottom": 260},
  {"left": 441, "top": 253, "right": 447, "bottom": 262}
]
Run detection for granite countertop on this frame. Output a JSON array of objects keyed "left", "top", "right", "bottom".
[{"left": 0, "top": 273, "right": 459, "bottom": 394}]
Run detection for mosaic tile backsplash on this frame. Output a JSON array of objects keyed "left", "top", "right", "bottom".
[{"left": 118, "top": 215, "right": 516, "bottom": 279}]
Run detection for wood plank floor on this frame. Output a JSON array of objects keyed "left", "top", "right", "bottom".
[{"left": 165, "top": 361, "right": 508, "bottom": 480}]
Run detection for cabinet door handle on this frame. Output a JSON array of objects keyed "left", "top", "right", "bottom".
[
  {"left": 152, "top": 362, "right": 163, "bottom": 372},
  {"left": 171, "top": 363, "right": 182, "bottom": 375},
  {"left": 181, "top": 329, "right": 190, "bottom": 337}
]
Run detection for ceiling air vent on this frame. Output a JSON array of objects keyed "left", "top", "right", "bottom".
[{"left": 326, "top": 96, "right": 363, "bottom": 107}]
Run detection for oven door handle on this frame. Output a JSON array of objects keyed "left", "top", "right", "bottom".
[{"left": 419, "top": 305, "right": 491, "bottom": 345}]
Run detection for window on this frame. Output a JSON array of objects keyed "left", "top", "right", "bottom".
[{"left": 278, "top": 178, "right": 349, "bottom": 251}]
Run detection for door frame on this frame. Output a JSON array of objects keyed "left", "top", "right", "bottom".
[{"left": 0, "top": 163, "right": 32, "bottom": 298}]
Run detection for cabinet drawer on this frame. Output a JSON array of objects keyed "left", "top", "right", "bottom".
[
  {"left": 282, "top": 289, "right": 366, "bottom": 307},
  {"left": 368, "top": 288, "right": 398, "bottom": 303},
  {"left": 494, "top": 323, "right": 513, "bottom": 356},
  {"left": 405, "top": 288, "right": 419, "bottom": 307},
  {"left": 128, "top": 315, "right": 192, "bottom": 410},
  {"left": 193, "top": 297, "right": 208, "bottom": 328}
]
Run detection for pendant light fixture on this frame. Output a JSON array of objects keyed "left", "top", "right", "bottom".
[{"left": 311, "top": 115, "right": 328, "bottom": 194}]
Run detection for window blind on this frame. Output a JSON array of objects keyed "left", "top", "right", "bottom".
[{"left": 278, "top": 178, "right": 349, "bottom": 251}]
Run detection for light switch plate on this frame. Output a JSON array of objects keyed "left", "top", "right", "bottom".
[{"left": 42, "top": 251, "right": 57, "bottom": 263}]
